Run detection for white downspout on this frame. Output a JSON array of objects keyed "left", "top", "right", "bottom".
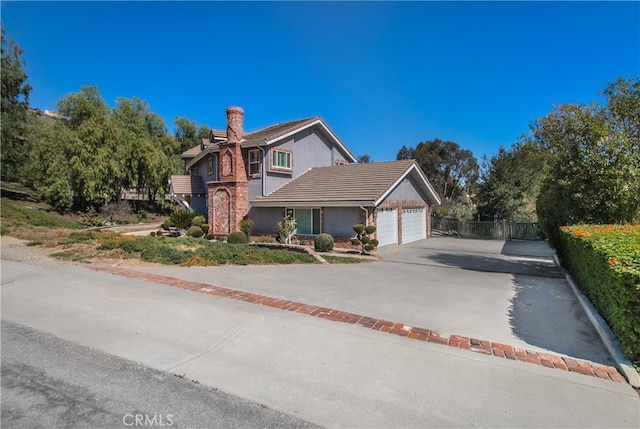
[
  {"left": 359, "top": 206, "right": 369, "bottom": 226},
  {"left": 259, "top": 146, "right": 267, "bottom": 196}
]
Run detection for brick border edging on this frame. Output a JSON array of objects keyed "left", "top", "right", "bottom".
[{"left": 88, "top": 265, "right": 627, "bottom": 384}]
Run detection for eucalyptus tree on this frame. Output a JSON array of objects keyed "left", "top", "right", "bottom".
[{"left": 1, "top": 29, "right": 32, "bottom": 181}]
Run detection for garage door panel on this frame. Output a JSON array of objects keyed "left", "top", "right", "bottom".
[
  {"left": 401, "top": 208, "right": 426, "bottom": 244},
  {"left": 376, "top": 208, "right": 398, "bottom": 247}
]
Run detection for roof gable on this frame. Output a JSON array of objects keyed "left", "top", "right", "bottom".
[
  {"left": 182, "top": 115, "right": 358, "bottom": 168},
  {"left": 251, "top": 160, "right": 441, "bottom": 207}
]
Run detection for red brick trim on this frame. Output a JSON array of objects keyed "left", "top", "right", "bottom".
[{"left": 88, "top": 265, "right": 627, "bottom": 384}]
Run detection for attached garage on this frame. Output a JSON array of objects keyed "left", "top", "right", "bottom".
[
  {"left": 401, "top": 207, "right": 427, "bottom": 244},
  {"left": 376, "top": 207, "right": 398, "bottom": 247}
]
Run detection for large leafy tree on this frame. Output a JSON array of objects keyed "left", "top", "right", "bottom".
[
  {"left": 57, "top": 86, "right": 120, "bottom": 207},
  {"left": 174, "top": 116, "right": 210, "bottom": 153},
  {"left": 1, "top": 29, "right": 33, "bottom": 181},
  {"left": 533, "top": 76, "right": 640, "bottom": 243},
  {"left": 476, "top": 141, "right": 548, "bottom": 222},
  {"left": 397, "top": 139, "right": 479, "bottom": 201}
]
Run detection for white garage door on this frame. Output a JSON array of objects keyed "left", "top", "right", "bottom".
[
  {"left": 401, "top": 207, "right": 426, "bottom": 244},
  {"left": 376, "top": 208, "right": 398, "bottom": 247}
]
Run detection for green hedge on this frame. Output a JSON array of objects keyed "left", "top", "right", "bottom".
[{"left": 557, "top": 225, "right": 640, "bottom": 366}]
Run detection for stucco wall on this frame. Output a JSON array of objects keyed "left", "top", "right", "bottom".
[
  {"left": 248, "top": 207, "right": 284, "bottom": 235},
  {"left": 264, "top": 126, "right": 352, "bottom": 195},
  {"left": 323, "top": 207, "right": 360, "bottom": 238},
  {"left": 383, "top": 174, "right": 428, "bottom": 203}
]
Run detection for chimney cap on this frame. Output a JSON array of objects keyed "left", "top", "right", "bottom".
[{"left": 226, "top": 106, "right": 244, "bottom": 114}]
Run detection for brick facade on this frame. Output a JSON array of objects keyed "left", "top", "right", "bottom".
[{"left": 208, "top": 107, "right": 249, "bottom": 237}]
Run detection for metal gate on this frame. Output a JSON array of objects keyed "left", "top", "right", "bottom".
[{"left": 432, "top": 218, "right": 542, "bottom": 241}]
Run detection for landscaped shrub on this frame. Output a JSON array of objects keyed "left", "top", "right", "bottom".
[
  {"left": 191, "top": 215, "right": 206, "bottom": 227},
  {"left": 351, "top": 224, "right": 379, "bottom": 254},
  {"left": 169, "top": 210, "right": 194, "bottom": 230},
  {"left": 227, "top": 231, "right": 248, "bottom": 244},
  {"left": 314, "top": 233, "right": 334, "bottom": 252},
  {"left": 150, "top": 231, "right": 156, "bottom": 237},
  {"left": 239, "top": 218, "right": 254, "bottom": 240},
  {"left": 205, "top": 233, "right": 215, "bottom": 240},
  {"left": 277, "top": 215, "right": 296, "bottom": 244},
  {"left": 557, "top": 224, "right": 640, "bottom": 367},
  {"left": 187, "top": 225, "right": 204, "bottom": 238},
  {"left": 201, "top": 224, "right": 210, "bottom": 235}
]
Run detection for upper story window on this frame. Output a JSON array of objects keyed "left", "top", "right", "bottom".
[
  {"left": 248, "top": 149, "right": 261, "bottom": 176},
  {"left": 335, "top": 159, "right": 348, "bottom": 166},
  {"left": 207, "top": 155, "right": 219, "bottom": 180},
  {"left": 271, "top": 149, "right": 292, "bottom": 172}
]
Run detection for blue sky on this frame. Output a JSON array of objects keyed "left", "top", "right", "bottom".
[{"left": 2, "top": 1, "right": 638, "bottom": 162}]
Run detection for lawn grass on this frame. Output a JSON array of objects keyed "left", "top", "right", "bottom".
[
  {"left": 62, "top": 232, "right": 319, "bottom": 266},
  {"left": 323, "top": 255, "right": 366, "bottom": 264}
]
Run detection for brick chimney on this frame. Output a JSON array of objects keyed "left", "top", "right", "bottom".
[
  {"left": 207, "top": 106, "right": 249, "bottom": 237},
  {"left": 226, "top": 106, "right": 244, "bottom": 144}
]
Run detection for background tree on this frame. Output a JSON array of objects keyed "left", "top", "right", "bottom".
[
  {"left": 396, "top": 139, "right": 479, "bottom": 201},
  {"left": 476, "top": 141, "right": 548, "bottom": 222},
  {"left": 532, "top": 76, "right": 640, "bottom": 244},
  {"left": 1, "top": 29, "right": 33, "bottom": 181},
  {"left": 174, "top": 116, "right": 210, "bottom": 153},
  {"left": 357, "top": 154, "right": 372, "bottom": 163}
]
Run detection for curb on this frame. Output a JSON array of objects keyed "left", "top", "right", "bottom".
[{"left": 553, "top": 253, "right": 640, "bottom": 387}]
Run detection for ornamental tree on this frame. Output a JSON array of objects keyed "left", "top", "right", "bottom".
[{"left": 350, "top": 224, "right": 378, "bottom": 254}]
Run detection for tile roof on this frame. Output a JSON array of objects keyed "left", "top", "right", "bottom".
[
  {"left": 242, "top": 117, "right": 320, "bottom": 145},
  {"left": 170, "top": 175, "right": 207, "bottom": 195},
  {"left": 251, "top": 160, "right": 440, "bottom": 207}
]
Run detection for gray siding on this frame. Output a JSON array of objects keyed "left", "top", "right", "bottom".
[
  {"left": 248, "top": 207, "right": 284, "bottom": 235},
  {"left": 248, "top": 177, "right": 262, "bottom": 201},
  {"left": 264, "top": 125, "right": 352, "bottom": 195},
  {"left": 191, "top": 153, "right": 219, "bottom": 183},
  {"left": 323, "top": 207, "right": 360, "bottom": 238},
  {"left": 191, "top": 196, "right": 207, "bottom": 218},
  {"left": 383, "top": 174, "right": 428, "bottom": 204}
]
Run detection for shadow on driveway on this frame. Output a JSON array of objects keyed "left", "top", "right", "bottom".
[
  {"left": 421, "top": 249, "right": 613, "bottom": 366},
  {"left": 423, "top": 252, "right": 562, "bottom": 278}
]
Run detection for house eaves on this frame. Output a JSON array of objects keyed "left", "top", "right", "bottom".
[
  {"left": 374, "top": 162, "right": 442, "bottom": 206},
  {"left": 261, "top": 119, "right": 357, "bottom": 163}
]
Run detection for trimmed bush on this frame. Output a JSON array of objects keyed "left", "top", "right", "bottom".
[
  {"left": 201, "top": 224, "right": 210, "bottom": 234},
  {"left": 169, "top": 210, "right": 193, "bottom": 230},
  {"left": 205, "top": 234, "right": 215, "bottom": 240},
  {"left": 227, "top": 231, "right": 248, "bottom": 244},
  {"left": 149, "top": 231, "right": 156, "bottom": 237},
  {"left": 191, "top": 215, "right": 206, "bottom": 227},
  {"left": 557, "top": 224, "right": 640, "bottom": 367},
  {"left": 239, "top": 218, "right": 254, "bottom": 240},
  {"left": 186, "top": 225, "right": 204, "bottom": 238},
  {"left": 314, "top": 233, "right": 334, "bottom": 252},
  {"left": 352, "top": 224, "right": 378, "bottom": 254}
]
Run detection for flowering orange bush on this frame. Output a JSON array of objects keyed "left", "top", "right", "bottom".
[{"left": 558, "top": 224, "right": 640, "bottom": 366}]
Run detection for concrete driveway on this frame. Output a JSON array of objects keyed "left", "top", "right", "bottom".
[
  {"left": 126, "top": 237, "right": 613, "bottom": 366},
  {"left": 3, "top": 237, "right": 637, "bottom": 427}
]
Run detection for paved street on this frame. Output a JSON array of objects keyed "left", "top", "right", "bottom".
[
  {"left": 1, "top": 237, "right": 639, "bottom": 427},
  {"left": 1, "top": 320, "right": 318, "bottom": 429}
]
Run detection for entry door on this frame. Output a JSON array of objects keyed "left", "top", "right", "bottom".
[{"left": 376, "top": 208, "right": 398, "bottom": 247}]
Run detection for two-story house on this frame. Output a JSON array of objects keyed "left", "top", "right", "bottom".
[{"left": 169, "top": 106, "right": 441, "bottom": 246}]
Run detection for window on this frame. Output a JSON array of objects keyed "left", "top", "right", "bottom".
[
  {"left": 335, "top": 159, "right": 348, "bottom": 166},
  {"left": 271, "top": 149, "right": 292, "bottom": 171},
  {"left": 207, "top": 155, "right": 219, "bottom": 180},
  {"left": 288, "top": 208, "right": 320, "bottom": 235},
  {"left": 248, "top": 149, "right": 261, "bottom": 176}
]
